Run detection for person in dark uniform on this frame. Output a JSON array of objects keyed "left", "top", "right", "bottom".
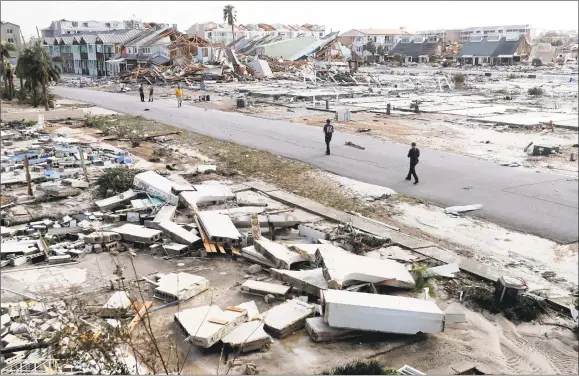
[
  {"left": 323, "top": 119, "right": 334, "bottom": 155},
  {"left": 406, "top": 142, "right": 420, "bottom": 184},
  {"left": 139, "top": 84, "right": 145, "bottom": 102},
  {"left": 148, "top": 86, "right": 154, "bottom": 102}
]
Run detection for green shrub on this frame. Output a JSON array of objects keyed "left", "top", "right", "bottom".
[
  {"left": 95, "top": 167, "right": 144, "bottom": 197},
  {"left": 322, "top": 360, "right": 399, "bottom": 375},
  {"left": 528, "top": 87, "right": 544, "bottom": 96}
]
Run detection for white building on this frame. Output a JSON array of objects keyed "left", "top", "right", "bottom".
[
  {"left": 417, "top": 25, "right": 533, "bottom": 45},
  {"left": 41, "top": 20, "right": 136, "bottom": 37},
  {"left": 186, "top": 22, "right": 326, "bottom": 46},
  {"left": 339, "top": 28, "right": 413, "bottom": 55},
  {"left": 0, "top": 21, "right": 24, "bottom": 64}
]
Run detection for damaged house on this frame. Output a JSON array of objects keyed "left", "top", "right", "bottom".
[
  {"left": 389, "top": 36, "right": 445, "bottom": 63},
  {"left": 530, "top": 43, "right": 557, "bottom": 64},
  {"left": 456, "top": 33, "right": 531, "bottom": 66}
]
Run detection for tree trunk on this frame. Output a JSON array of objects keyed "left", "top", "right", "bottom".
[
  {"left": 19, "top": 76, "right": 24, "bottom": 99},
  {"left": 32, "top": 84, "right": 39, "bottom": 107},
  {"left": 41, "top": 76, "right": 49, "bottom": 111},
  {"left": 231, "top": 24, "right": 235, "bottom": 43},
  {"left": 3, "top": 75, "right": 9, "bottom": 100},
  {"left": 9, "top": 70, "right": 14, "bottom": 96}
]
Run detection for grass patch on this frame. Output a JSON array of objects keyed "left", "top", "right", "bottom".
[
  {"left": 24, "top": 120, "right": 37, "bottom": 126},
  {"left": 321, "top": 360, "right": 399, "bottom": 375}
]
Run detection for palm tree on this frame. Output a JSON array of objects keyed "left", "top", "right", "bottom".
[
  {"left": 223, "top": 4, "right": 237, "bottom": 43},
  {"left": 1, "top": 40, "right": 16, "bottom": 99},
  {"left": 17, "top": 41, "right": 62, "bottom": 111}
]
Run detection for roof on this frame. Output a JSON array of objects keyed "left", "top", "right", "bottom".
[
  {"left": 456, "top": 36, "right": 524, "bottom": 58},
  {"left": 342, "top": 29, "right": 412, "bottom": 36},
  {"left": 96, "top": 29, "right": 145, "bottom": 44},
  {"left": 42, "top": 37, "right": 56, "bottom": 45},
  {"left": 390, "top": 39, "right": 442, "bottom": 58},
  {"left": 150, "top": 55, "right": 170, "bottom": 66},
  {"left": 491, "top": 37, "right": 523, "bottom": 57},
  {"left": 80, "top": 35, "right": 97, "bottom": 44},
  {"left": 59, "top": 36, "right": 75, "bottom": 45}
]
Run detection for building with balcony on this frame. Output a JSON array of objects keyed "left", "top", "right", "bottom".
[
  {"left": 41, "top": 20, "right": 136, "bottom": 37},
  {"left": 339, "top": 28, "right": 413, "bottom": 57},
  {"left": 1, "top": 21, "right": 24, "bottom": 64},
  {"left": 186, "top": 22, "right": 326, "bottom": 46},
  {"left": 416, "top": 25, "right": 533, "bottom": 45}
]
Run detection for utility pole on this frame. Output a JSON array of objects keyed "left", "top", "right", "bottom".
[
  {"left": 35, "top": 26, "right": 40, "bottom": 39},
  {"left": 23, "top": 156, "right": 33, "bottom": 196},
  {"left": 78, "top": 148, "right": 89, "bottom": 182}
]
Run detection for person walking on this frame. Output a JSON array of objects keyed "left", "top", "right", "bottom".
[
  {"left": 406, "top": 142, "right": 420, "bottom": 184},
  {"left": 176, "top": 85, "right": 183, "bottom": 108},
  {"left": 323, "top": 119, "right": 334, "bottom": 155},
  {"left": 139, "top": 84, "right": 145, "bottom": 102},
  {"left": 148, "top": 86, "right": 154, "bottom": 102}
]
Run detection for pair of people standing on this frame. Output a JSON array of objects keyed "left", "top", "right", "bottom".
[
  {"left": 139, "top": 84, "right": 154, "bottom": 102},
  {"left": 322, "top": 119, "right": 420, "bottom": 184}
]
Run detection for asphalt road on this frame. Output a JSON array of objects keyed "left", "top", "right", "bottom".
[{"left": 53, "top": 87, "right": 579, "bottom": 244}]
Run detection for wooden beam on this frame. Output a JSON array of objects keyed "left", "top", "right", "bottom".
[{"left": 127, "top": 301, "right": 153, "bottom": 333}]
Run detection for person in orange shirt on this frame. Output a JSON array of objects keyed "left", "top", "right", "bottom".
[{"left": 175, "top": 85, "right": 183, "bottom": 108}]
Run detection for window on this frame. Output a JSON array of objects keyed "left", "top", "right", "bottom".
[
  {"left": 374, "top": 36, "right": 377, "bottom": 42},
  {"left": 67, "top": 31, "right": 71, "bottom": 34},
  {"left": 6, "top": 28, "right": 13, "bottom": 34},
  {"left": 83, "top": 22, "right": 88, "bottom": 27},
  {"left": 72, "top": 22, "right": 78, "bottom": 27},
  {"left": 7, "top": 37, "right": 15, "bottom": 43},
  {"left": 88, "top": 45, "right": 93, "bottom": 52},
  {"left": 141, "top": 47, "right": 151, "bottom": 55}
]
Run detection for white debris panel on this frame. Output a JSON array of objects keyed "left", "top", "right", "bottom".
[
  {"left": 322, "top": 290, "right": 445, "bottom": 334},
  {"left": 133, "top": 171, "right": 179, "bottom": 204},
  {"left": 154, "top": 272, "right": 209, "bottom": 301},
  {"left": 315, "top": 246, "right": 416, "bottom": 289},
  {"left": 197, "top": 211, "right": 241, "bottom": 241}
]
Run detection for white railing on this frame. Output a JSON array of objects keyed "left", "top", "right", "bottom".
[{"left": 0, "top": 358, "right": 77, "bottom": 374}]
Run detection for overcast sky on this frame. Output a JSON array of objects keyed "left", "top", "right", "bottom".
[{"left": 2, "top": 0, "right": 577, "bottom": 41}]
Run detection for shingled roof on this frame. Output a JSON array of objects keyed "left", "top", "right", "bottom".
[
  {"left": 390, "top": 39, "right": 442, "bottom": 58},
  {"left": 456, "top": 35, "right": 526, "bottom": 58}
]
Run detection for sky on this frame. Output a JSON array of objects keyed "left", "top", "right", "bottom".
[{"left": 1, "top": 0, "right": 578, "bottom": 41}]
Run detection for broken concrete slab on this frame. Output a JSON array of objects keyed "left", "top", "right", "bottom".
[
  {"left": 156, "top": 221, "right": 200, "bottom": 246},
  {"left": 154, "top": 272, "right": 209, "bottom": 301},
  {"left": 241, "top": 280, "right": 291, "bottom": 298},
  {"left": 103, "top": 291, "right": 132, "bottom": 310},
  {"left": 444, "top": 303, "right": 467, "bottom": 324},
  {"left": 263, "top": 298, "right": 316, "bottom": 338},
  {"left": 133, "top": 171, "right": 179, "bottom": 204},
  {"left": 113, "top": 223, "right": 162, "bottom": 244},
  {"left": 444, "top": 204, "right": 483, "bottom": 215},
  {"left": 221, "top": 321, "right": 273, "bottom": 353},
  {"left": 197, "top": 211, "right": 241, "bottom": 242},
  {"left": 254, "top": 238, "right": 308, "bottom": 269},
  {"left": 316, "top": 246, "right": 415, "bottom": 289},
  {"left": 94, "top": 189, "right": 138, "bottom": 211},
  {"left": 425, "top": 263, "right": 460, "bottom": 278},
  {"left": 179, "top": 185, "right": 235, "bottom": 210},
  {"left": 241, "top": 246, "right": 276, "bottom": 268},
  {"left": 305, "top": 316, "right": 360, "bottom": 343},
  {"left": 270, "top": 268, "right": 328, "bottom": 297},
  {"left": 161, "top": 243, "right": 188, "bottom": 256},
  {"left": 322, "top": 290, "right": 445, "bottom": 335},
  {"left": 365, "top": 246, "right": 418, "bottom": 263},
  {"left": 174, "top": 301, "right": 256, "bottom": 348},
  {"left": 152, "top": 205, "right": 177, "bottom": 223}
]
